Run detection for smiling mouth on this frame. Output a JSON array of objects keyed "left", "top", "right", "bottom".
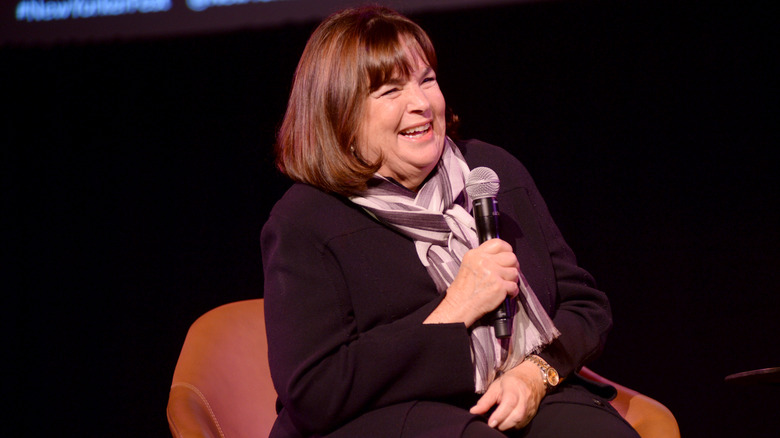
[{"left": 399, "top": 122, "right": 432, "bottom": 138}]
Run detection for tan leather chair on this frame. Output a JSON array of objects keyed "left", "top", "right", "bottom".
[
  {"left": 578, "top": 367, "right": 680, "bottom": 438},
  {"left": 168, "top": 299, "right": 275, "bottom": 438},
  {"left": 167, "top": 299, "right": 680, "bottom": 438}
]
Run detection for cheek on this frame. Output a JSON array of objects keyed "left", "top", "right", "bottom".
[
  {"left": 366, "top": 101, "right": 399, "bottom": 133},
  {"left": 430, "top": 90, "right": 447, "bottom": 122},
  {"left": 357, "top": 107, "right": 394, "bottom": 160},
  {"left": 355, "top": 118, "right": 375, "bottom": 159}
]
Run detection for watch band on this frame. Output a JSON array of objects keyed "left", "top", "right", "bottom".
[{"left": 526, "top": 354, "right": 561, "bottom": 389}]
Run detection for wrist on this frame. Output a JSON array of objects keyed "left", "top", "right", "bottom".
[
  {"left": 424, "top": 295, "right": 472, "bottom": 326},
  {"left": 525, "top": 354, "right": 561, "bottom": 391},
  {"left": 512, "top": 361, "right": 547, "bottom": 394}
]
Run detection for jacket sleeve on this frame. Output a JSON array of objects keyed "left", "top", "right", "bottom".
[
  {"left": 467, "top": 140, "right": 612, "bottom": 380},
  {"left": 261, "top": 205, "right": 475, "bottom": 435}
]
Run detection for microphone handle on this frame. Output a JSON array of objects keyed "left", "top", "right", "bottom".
[{"left": 472, "top": 198, "right": 511, "bottom": 339}]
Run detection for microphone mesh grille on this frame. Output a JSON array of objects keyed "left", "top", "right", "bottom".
[{"left": 465, "top": 167, "right": 500, "bottom": 199}]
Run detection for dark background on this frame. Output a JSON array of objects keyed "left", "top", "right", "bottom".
[{"left": 5, "top": 0, "right": 778, "bottom": 436}]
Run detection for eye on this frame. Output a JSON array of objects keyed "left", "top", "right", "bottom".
[
  {"left": 381, "top": 87, "right": 400, "bottom": 97},
  {"left": 421, "top": 75, "right": 436, "bottom": 85}
]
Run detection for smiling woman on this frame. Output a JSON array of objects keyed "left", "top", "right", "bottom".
[
  {"left": 274, "top": 6, "right": 453, "bottom": 195},
  {"left": 262, "top": 5, "right": 640, "bottom": 438},
  {"left": 358, "top": 57, "right": 447, "bottom": 191}
]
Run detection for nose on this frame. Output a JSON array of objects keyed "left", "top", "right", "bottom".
[{"left": 406, "top": 84, "right": 430, "bottom": 113}]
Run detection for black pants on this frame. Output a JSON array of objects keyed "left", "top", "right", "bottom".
[{"left": 325, "top": 379, "right": 639, "bottom": 438}]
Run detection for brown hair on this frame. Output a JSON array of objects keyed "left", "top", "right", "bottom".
[{"left": 275, "top": 6, "right": 443, "bottom": 196}]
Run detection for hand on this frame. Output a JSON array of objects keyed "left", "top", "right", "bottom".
[
  {"left": 424, "top": 239, "right": 519, "bottom": 326},
  {"left": 469, "top": 361, "right": 546, "bottom": 431}
]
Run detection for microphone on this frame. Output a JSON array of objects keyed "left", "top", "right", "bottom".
[{"left": 465, "top": 167, "right": 511, "bottom": 339}]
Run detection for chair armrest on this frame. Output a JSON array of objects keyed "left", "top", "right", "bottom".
[
  {"left": 579, "top": 367, "right": 680, "bottom": 438},
  {"left": 167, "top": 382, "right": 224, "bottom": 438}
]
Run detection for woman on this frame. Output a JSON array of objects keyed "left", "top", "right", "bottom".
[{"left": 262, "top": 6, "right": 639, "bottom": 438}]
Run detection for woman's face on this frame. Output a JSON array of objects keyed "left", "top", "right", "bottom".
[{"left": 357, "top": 53, "right": 446, "bottom": 191}]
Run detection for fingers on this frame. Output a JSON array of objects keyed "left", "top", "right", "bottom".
[
  {"left": 489, "top": 392, "right": 522, "bottom": 430},
  {"left": 491, "top": 251, "right": 520, "bottom": 270},
  {"left": 470, "top": 382, "right": 527, "bottom": 431},
  {"left": 478, "top": 246, "right": 520, "bottom": 294},
  {"left": 467, "top": 239, "right": 519, "bottom": 274},
  {"left": 469, "top": 386, "right": 499, "bottom": 416},
  {"left": 477, "top": 238, "right": 514, "bottom": 255},
  {"left": 444, "top": 239, "right": 521, "bottom": 325},
  {"left": 471, "top": 372, "right": 541, "bottom": 431}
]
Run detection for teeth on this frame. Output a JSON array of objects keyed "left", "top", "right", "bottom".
[{"left": 400, "top": 123, "right": 430, "bottom": 136}]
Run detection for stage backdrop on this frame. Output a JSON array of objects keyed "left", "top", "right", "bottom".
[{"left": 4, "top": 0, "right": 534, "bottom": 45}]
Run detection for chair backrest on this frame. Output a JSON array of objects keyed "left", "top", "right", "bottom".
[
  {"left": 167, "top": 299, "right": 679, "bottom": 438},
  {"left": 167, "top": 299, "right": 277, "bottom": 438}
]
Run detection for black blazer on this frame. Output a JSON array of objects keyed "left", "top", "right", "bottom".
[{"left": 261, "top": 139, "right": 612, "bottom": 437}]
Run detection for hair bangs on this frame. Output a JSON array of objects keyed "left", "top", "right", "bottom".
[
  {"left": 276, "top": 6, "right": 444, "bottom": 196},
  {"left": 362, "top": 23, "right": 437, "bottom": 93}
]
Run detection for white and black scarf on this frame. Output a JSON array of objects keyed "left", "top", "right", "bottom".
[{"left": 351, "top": 138, "right": 560, "bottom": 392}]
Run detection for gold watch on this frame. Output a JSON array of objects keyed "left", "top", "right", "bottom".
[{"left": 526, "top": 354, "right": 560, "bottom": 389}]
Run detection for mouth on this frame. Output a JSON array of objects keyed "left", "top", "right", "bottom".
[{"left": 399, "top": 122, "right": 432, "bottom": 139}]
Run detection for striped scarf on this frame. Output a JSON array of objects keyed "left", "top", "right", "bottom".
[{"left": 350, "top": 138, "right": 559, "bottom": 392}]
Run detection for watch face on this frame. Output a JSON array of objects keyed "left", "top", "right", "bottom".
[{"left": 546, "top": 369, "right": 560, "bottom": 386}]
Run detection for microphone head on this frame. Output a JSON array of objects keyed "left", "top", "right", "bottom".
[{"left": 465, "top": 167, "right": 500, "bottom": 200}]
